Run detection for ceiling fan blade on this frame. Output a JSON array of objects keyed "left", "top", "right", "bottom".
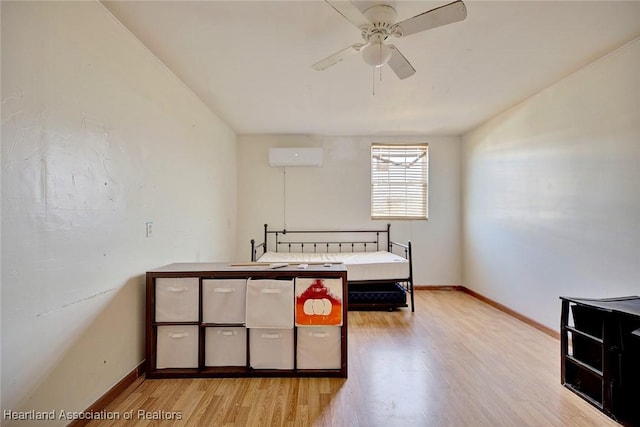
[
  {"left": 312, "top": 43, "right": 366, "bottom": 71},
  {"left": 325, "top": 0, "right": 371, "bottom": 29},
  {"left": 387, "top": 45, "right": 416, "bottom": 80},
  {"left": 395, "top": 0, "right": 467, "bottom": 37}
]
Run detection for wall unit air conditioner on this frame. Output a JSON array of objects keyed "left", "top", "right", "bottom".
[{"left": 269, "top": 148, "right": 323, "bottom": 167}]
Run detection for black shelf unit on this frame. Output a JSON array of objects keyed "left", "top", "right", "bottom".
[{"left": 560, "top": 296, "right": 640, "bottom": 425}]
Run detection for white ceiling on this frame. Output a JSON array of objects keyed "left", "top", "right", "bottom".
[{"left": 102, "top": 0, "right": 640, "bottom": 136}]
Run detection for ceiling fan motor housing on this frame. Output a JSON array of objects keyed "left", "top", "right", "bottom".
[{"left": 360, "top": 4, "right": 398, "bottom": 42}]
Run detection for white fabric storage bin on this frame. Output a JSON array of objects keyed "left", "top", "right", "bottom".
[
  {"left": 202, "top": 279, "right": 247, "bottom": 324},
  {"left": 205, "top": 327, "right": 247, "bottom": 367},
  {"left": 296, "top": 327, "right": 342, "bottom": 370},
  {"left": 245, "top": 279, "right": 294, "bottom": 329},
  {"left": 249, "top": 329, "right": 294, "bottom": 370},
  {"left": 155, "top": 278, "right": 199, "bottom": 322},
  {"left": 156, "top": 325, "right": 199, "bottom": 369}
]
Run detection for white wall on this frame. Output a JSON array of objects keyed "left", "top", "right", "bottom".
[
  {"left": 236, "top": 134, "right": 462, "bottom": 286},
  {"left": 1, "top": 1, "right": 236, "bottom": 423},
  {"left": 461, "top": 38, "right": 640, "bottom": 331}
]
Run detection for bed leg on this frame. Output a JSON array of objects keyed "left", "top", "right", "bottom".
[
  {"left": 408, "top": 241, "right": 415, "bottom": 312},
  {"left": 409, "top": 279, "right": 415, "bottom": 312},
  {"left": 250, "top": 239, "right": 256, "bottom": 262}
]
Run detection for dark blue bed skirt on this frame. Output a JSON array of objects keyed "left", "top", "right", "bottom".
[{"left": 348, "top": 282, "right": 407, "bottom": 306}]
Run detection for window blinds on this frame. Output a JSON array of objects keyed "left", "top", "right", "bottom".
[{"left": 371, "top": 144, "right": 428, "bottom": 220}]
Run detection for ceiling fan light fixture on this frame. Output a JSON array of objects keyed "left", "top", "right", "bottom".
[
  {"left": 315, "top": 0, "right": 467, "bottom": 79},
  {"left": 362, "top": 42, "right": 392, "bottom": 68}
]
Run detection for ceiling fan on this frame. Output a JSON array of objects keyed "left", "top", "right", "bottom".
[{"left": 313, "top": 0, "right": 467, "bottom": 79}]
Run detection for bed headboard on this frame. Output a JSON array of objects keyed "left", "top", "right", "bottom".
[{"left": 251, "top": 223, "right": 396, "bottom": 261}]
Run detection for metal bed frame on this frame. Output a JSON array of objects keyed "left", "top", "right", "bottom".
[{"left": 251, "top": 224, "right": 414, "bottom": 312}]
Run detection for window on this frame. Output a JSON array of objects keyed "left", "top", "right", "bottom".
[{"left": 371, "top": 144, "right": 428, "bottom": 220}]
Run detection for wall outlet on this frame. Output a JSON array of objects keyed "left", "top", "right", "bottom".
[{"left": 146, "top": 222, "right": 153, "bottom": 238}]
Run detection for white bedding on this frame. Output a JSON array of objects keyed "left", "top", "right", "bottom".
[{"left": 257, "top": 251, "right": 409, "bottom": 282}]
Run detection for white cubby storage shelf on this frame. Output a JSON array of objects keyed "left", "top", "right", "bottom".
[{"left": 146, "top": 262, "right": 347, "bottom": 378}]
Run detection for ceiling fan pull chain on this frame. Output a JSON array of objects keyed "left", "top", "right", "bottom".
[
  {"left": 378, "top": 41, "right": 382, "bottom": 86},
  {"left": 372, "top": 66, "right": 376, "bottom": 96}
]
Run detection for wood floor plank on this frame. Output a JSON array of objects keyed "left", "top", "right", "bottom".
[{"left": 87, "top": 290, "right": 621, "bottom": 426}]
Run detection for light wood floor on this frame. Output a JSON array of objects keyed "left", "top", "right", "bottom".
[{"left": 89, "top": 290, "right": 620, "bottom": 427}]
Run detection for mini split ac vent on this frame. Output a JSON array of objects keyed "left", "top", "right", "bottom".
[{"left": 268, "top": 148, "right": 323, "bottom": 167}]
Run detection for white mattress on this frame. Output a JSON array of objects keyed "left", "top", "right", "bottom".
[{"left": 257, "top": 251, "right": 409, "bottom": 282}]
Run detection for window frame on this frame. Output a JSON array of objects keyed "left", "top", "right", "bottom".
[{"left": 370, "top": 143, "right": 429, "bottom": 221}]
